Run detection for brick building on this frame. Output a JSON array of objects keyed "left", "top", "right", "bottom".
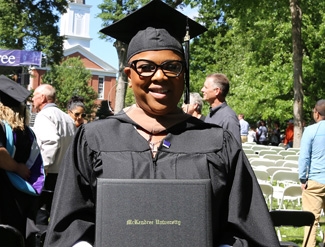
[{"left": 28, "top": 0, "right": 117, "bottom": 110}]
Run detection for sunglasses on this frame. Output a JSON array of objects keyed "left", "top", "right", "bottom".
[{"left": 70, "top": 111, "right": 86, "bottom": 118}]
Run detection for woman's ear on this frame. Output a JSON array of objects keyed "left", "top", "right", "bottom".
[
  {"left": 124, "top": 67, "right": 131, "bottom": 79},
  {"left": 124, "top": 68, "right": 133, "bottom": 88}
]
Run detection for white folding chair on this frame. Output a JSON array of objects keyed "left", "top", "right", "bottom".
[
  {"left": 245, "top": 141, "right": 257, "bottom": 145},
  {"left": 265, "top": 167, "right": 292, "bottom": 178},
  {"left": 278, "top": 150, "right": 297, "bottom": 157},
  {"left": 258, "top": 150, "right": 277, "bottom": 156},
  {"left": 250, "top": 159, "right": 276, "bottom": 170},
  {"left": 268, "top": 146, "right": 285, "bottom": 152},
  {"left": 259, "top": 183, "right": 273, "bottom": 210},
  {"left": 242, "top": 143, "right": 254, "bottom": 149},
  {"left": 251, "top": 145, "right": 271, "bottom": 154},
  {"left": 275, "top": 159, "right": 287, "bottom": 167},
  {"left": 287, "top": 148, "right": 300, "bottom": 154},
  {"left": 282, "top": 161, "right": 298, "bottom": 169},
  {"left": 246, "top": 154, "right": 259, "bottom": 161},
  {"left": 278, "top": 143, "right": 286, "bottom": 148},
  {"left": 284, "top": 155, "right": 299, "bottom": 161},
  {"left": 243, "top": 149, "right": 255, "bottom": 155},
  {"left": 253, "top": 169, "right": 270, "bottom": 183},
  {"left": 271, "top": 170, "right": 300, "bottom": 208},
  {"left": 271, "top": 170, "right": 300, "bottom": 186},
  {"left": 261, "top": 154, "right": 284, "bottom": 161},
  {"left": 277, "top": 184, "right": 302, "bottom": 209}
]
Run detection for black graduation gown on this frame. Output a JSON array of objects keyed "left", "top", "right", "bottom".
[
  {"left": 44, "top": 112, "right": 279, "bottom": 247},
  {"left": 0, "top": 125, "right": 39, "bottom": 240}
]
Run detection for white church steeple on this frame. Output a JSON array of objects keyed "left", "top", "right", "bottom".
[{"left": 60, "top": 0, "right": 92, "bottom": 50}]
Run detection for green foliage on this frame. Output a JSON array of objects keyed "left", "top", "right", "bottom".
[
  {"left": 125, "top": 86, "right": 136, "bottom": 108},
  {"left": 0, "top": 0, "right": 68, "bottom": 65},
  {"left": 188, "top": 0, "right": 325, "bottom": 127},
  {"left": 42, "top": 57, "right": 98, "bottom": 115},
  {"left": 97, "top": 0, "right": 325, "bottom": 129}
]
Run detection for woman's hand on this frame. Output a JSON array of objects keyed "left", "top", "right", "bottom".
[{"left": 15, "top": 163, "right": 31, "bottom": 180}]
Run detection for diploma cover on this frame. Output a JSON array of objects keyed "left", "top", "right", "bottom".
[{"left": 95, "top": 179, "right": 212, "bottom": 247}]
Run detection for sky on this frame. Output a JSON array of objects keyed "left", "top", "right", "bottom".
[
  {"left": 88, "top": 0, "right": 119, "bottom": 70},
  {"left": 87, "top": 0, "right": 199, "bottom": 71}
]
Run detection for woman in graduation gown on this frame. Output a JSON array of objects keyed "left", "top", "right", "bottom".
[
  {"left": 0, "top": 76, "right": 45, "bottom": 245},
  {"left": 44, "top": 1, "right": 280, "bottom": 246}
]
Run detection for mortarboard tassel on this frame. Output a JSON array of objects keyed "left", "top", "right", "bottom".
[{"left": 184, "top": 19, "right": 190, "bottom": 104}]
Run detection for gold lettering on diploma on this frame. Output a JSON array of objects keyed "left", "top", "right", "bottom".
[{"left": 126, "top": 219, "right": 181, "bottom": 226}]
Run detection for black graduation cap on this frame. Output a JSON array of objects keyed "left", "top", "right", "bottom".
[
  {"left": 100, "top": 0, "right": 207, "bottom": 103},
  {"left": 0, "top": 74, "right": 31, "bottom": 107}
]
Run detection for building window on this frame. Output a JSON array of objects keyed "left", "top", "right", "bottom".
[
  {"left": 74, "top": 12, "right": 84, "bottom": 36},
  {"left": 98, "top": 77, "right": 104, "bottom": 99}
]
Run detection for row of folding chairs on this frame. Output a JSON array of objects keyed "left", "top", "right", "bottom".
[
  {"left": 243, "top": 143, "right": 300, "bottom": 154},
  {"left": 244, "top": 149, "right": 299, "bottom": 161},
  {"left": 254, "top": 167, "right": 301, "bottom": 210},
  {"left": 250, "top": 158, "right": 298, "bottom": 170}
]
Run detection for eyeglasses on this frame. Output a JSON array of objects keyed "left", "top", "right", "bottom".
[
  {"left": 70, "top": 111, "right": 86, "bottom": 118},
  {"left": 129, "top": 59, "right": 185, "bottom": 78}
]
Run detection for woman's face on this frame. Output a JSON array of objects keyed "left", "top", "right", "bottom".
[
  {"left": 124, "top": 50, "right": 185, "bottom": 116},
  {"left": 68, "top": 106, "right": 85, "bottom": 127}
]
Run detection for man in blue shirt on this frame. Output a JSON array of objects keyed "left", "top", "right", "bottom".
[
  {"left": 238, "top": 113, "right": 250, "bottom": 143},
  {"left": 299, "top": 99, "right": 325, "bottom": 247}
]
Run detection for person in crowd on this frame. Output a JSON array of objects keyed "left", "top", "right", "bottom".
[
  {"left": 44, "top": 1, "right": 279, "bottom": 247},
  {"left": 32, "top": 84, "right": 76, "bottom": 215},
  {"left": 201, "top": 73, "right": 241, "bottom": 144},
  {"left": 0, "top": 75, "right": 45, "bottom": 244},
  {"left": 238, "top": 113, "right": 249, "bottom": 143},
  {"left": 182, "top": 92, "right": 205, "bottom": 120},
  {"left": 67, "top": 95, "right": 86, "bottom": 127},
  {"left": 270, "top": 120, "right": 281, "bottom": 146},
  {"left": 299, "top": 99, "right": 325, "bottom": 247},
  {"left": 247, "top": 124, "right": 257, "bottom": 143},
  {"left": 256, "top": 120, "right": 268, "bottom": 145},
  {"left": 283, "top": 119, "right": 294, "bottom": 148}
]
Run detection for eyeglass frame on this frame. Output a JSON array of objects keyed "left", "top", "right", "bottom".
[
  {"left": 128, "top": 59, "right": 185, "bottom": 78},
  {"left": 70, "top": 111, "right": 86, "bottom": 118}
]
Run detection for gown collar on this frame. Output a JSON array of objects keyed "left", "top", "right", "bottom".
[{"left": 123, "top": 104, "right": 191, "bottom": 134}]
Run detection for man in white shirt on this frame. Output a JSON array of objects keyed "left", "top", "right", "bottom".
[{"left": 32, "top": 84, "right": 76, "bottom": 214}]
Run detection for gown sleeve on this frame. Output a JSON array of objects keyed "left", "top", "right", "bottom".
[
  {"left": 215, "top": 130, "right": 280, "bottom": 247},
  {"left": 44, "top": 125, "right": 97, "bottom": 247}
]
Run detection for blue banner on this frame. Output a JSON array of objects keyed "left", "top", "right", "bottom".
[{"left": 0, "top": 49, "right": 42, "bottom": 67}]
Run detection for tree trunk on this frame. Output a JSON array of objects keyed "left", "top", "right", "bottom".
[
  {"left": 290, "top": 0, "right": 303, "bottom": 148},
  {"left": 114, "top": 40, "right": 128, "bottom": 113}
]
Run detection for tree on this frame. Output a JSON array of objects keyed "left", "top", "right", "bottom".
[
  {"left": 97, "top": 0, "right": 325, "bottom": 148},
  {"left": 290, "top": 0, "right": 303, "bottom": 147},
  {"left": 0, "top": 0, "right": 69, "bottom": 65},
  {"left": 42, "top": 57, "right": 98, "bottom": 116},
  {"left": 189, "top": 0, "right": 325, "bottom": 146}
]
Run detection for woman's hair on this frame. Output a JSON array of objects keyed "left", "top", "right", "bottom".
[
  {"left": 0, "top": 102, "right": 28, "bottom": 131},
  {"left": 67, "top": 96, "right": 85, "bottom": 112}
]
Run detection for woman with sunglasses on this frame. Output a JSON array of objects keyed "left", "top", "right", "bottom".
[
  {"left": 67, "top": 96, "right": 86, "bottom": 128},
  {"left": 44, "top": 1, "right": 279, "bottom": 247}
]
